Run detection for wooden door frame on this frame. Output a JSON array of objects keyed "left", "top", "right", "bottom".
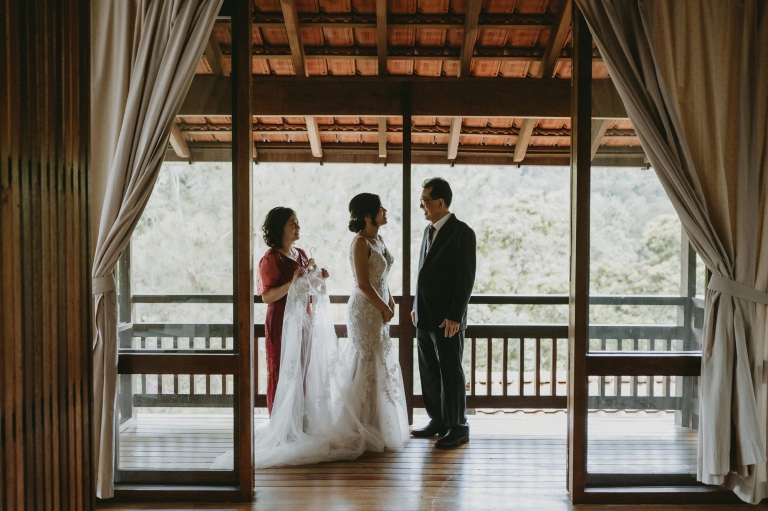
[
  {"left": 111, "top": 0, "right": 254, "bottom": 501},
  {"left": 567, "top": 4, "right": 740, "bottom": 505}
]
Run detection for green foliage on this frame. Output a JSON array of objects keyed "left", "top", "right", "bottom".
[{"left": 131, "top": 162, "right": 688, "bottom": 328}]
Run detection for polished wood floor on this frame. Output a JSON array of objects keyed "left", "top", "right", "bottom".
[
  {"left": 102, "top": 411, "right": 760, "bottom": 510},
  {"left": 118, "top": 410, "right": 696, "bottom": 474},
  {"left": 98, "top": 495, "right": 759, "bottom": 510}
]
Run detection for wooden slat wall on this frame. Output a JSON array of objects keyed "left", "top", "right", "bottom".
[{"left": 1, "top": 0, "right": 93, "bottom": 510}]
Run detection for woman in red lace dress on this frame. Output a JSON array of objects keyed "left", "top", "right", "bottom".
[{"left": 257, "top": 207, "right": 328, "bottom": 415}]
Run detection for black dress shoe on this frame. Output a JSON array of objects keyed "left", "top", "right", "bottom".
[
  {"left": 434, "top": 429, "right": 469, "bottom": 449},
  {"left": 410, "top": 422, "right": 448, "bottom": 438}
]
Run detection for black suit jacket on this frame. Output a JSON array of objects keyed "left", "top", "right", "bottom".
[{"left": 414, "top": 214, "right": 476, "bottom": 332}]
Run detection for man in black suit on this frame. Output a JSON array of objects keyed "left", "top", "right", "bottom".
[{"left": 410, "top": 177, "right": 476, "bottom": 448}]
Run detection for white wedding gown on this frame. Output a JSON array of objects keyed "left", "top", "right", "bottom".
[
  {"left": 342, "top": 235, "right": 409, "bottom": 451},
  {"left": 228, "top": 237, "right": 407, "bottom": 469}
]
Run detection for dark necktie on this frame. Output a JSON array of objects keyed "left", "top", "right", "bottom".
[{"left": 425, "top": 225, "right": 436, "bottom": 255}]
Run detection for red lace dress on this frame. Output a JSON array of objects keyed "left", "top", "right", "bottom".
[{"left": 257, "top": 247, "right": 309, "bottom": 415}]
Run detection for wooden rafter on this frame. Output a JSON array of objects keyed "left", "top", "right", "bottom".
[
  {"left": 458, "top": 0, "right": 483, "bottom": 77},
  {"left": 166, "top": 143, "right": 647, "bottom": 167},
  {"left": 241, "top": 12, "right": 557, "bottom": 30},
  {"left": 203, "top": 33, "right": 226, "bottom": 76},
  {"left": 280, "top": 0, "right": 307, "bottom": 77},
  {"left": 169, "top": 123, "right": 191, "bottom": 158},
  {"left": 539, "top": 0, "right": 573, "bottom": 79},
  {"left": 376, "top": 0, "right": 387, "bottom": 76},
  {"left": 447, "top": 117, "right": 462, "bottom": 160},
  {"left": 180, "top": 122, "right": 637, "bottom": 138},
  {"left": 590, "top": 119, "right": 611, "bottom": 160},
  {"left": 215, "top": 47, "right": 596, "bottom": 62},
  {"left": 514, "top": 0, "right": 573, "bottom": 162},
  {"left": 306, "top": 116, "right": 323, "bottom": 157},
  {"left": 378, "top": 117, "right": 387, "bottom": 158}
]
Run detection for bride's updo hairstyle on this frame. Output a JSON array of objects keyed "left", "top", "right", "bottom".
[
  {"left": 348, "top": 193, "right": 381, "bottom": 232},
  {"left": 262, "top": 206, "right": 295, "bottom": 249}
]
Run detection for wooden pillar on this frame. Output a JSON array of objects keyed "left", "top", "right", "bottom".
[
  {"left": 116, "top": 245, "right": 134, "bottom": 431},
  {"left": 400, "top": 83, "right": 414, "bottom": 425},
  {"left": 675, "top": 229, "right": 697, "bottom": 427},
  {"left": 567, "top": 3, "right": 591, "bottom": 503},
  {"left": 231, "top": 0, "right": 254, "bottom": 500},
  {"left": 1, "top": 0, "right": 93, "bottom": 509}
]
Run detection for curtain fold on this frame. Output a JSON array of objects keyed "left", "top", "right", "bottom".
[
  {"left": 90, "top": 0, "right": 223, "bottom": 498},
  {"left": 575, "top": 0, "right": 768, "bottom": 503}
]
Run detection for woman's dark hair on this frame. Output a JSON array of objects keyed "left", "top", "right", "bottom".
[
  {"left": 262, "top": 207, "right": 295, "bottom": 249},
  {"left": 422, "top": 177, "right": 452, "bottom": 207},
  {"left": 348, "top": 193, "right": 382, "bottom": 232}
]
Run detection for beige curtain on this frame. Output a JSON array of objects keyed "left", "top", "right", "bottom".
[
  {"left": 576, "top": 0, "right": 768, "bottom": 503},
  {"left": 90, "top": 0, "right": 222, "bottom": 498}
]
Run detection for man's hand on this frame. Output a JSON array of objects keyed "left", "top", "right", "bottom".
[
  {"left": 439, "top": 318, "right": 460, "bottom": 338},
  {"left": 411, "top": 310, "right": 416, "bottom": 326}
]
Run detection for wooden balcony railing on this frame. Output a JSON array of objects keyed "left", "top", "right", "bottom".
[{"left": 117, "top": 294, "right": 704, "bottom": 426}]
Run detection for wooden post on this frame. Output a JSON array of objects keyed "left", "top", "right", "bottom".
[
  {"left": 116, "top": 244, "right": 134, "bottom": 430},
  {"left": 568, "top": 3, "right": 591, "bottom": 503},
  {"left": 676, "top": 228, "right": 697, "bottom": 427},
  {"left": 231, "top": 0, "right": 254, "bottom": 500},
  {"left": 116, "top": 243, "right": 131, "bottom": 326},
  {"left": 400, "top": 83, "right": 414, "bottom": 425}
]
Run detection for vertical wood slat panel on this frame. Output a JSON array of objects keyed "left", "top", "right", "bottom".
[{"left": 1, "top": 0, "right": 92, "bottom": 509}]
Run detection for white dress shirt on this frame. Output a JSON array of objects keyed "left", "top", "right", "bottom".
[{"left": 430, "top": 212, "right": 452, "bottom": 241}]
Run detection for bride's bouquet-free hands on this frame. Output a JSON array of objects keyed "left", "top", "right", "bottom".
[{"left": 380, "top": 305, "right": 394, "bottom": 324}]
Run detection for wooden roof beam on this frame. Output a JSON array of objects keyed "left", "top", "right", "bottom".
[
  {"left": 179, "top": 76, "right": 629, "bottom": 118},
  {"left": 447, "top": 117, "right": 462, "bottom": 160},
  {"left": 590, "top": 119, "right": 611, "bottom": 160},
  {"left": 306, "top": 116, "right": 323, "bottom": 157},
  {"left": 514, "top": 0, "right": 573, "bottom": 163},
  {"left": 181, "top": 125, "right": 637, "bottom": 139},
  {"left": 458, "top": 0, "right": 483, "bottom": 77},
  {"left": 169, "top": 123, "right": 191, "bottom": 159},
  {"left": 378, "top": 117, "right": 387, "bottom": 158},
  {"left": 376, "top": 0, "right": 387, "bottom": 76},
  {"left": 203, "top": 33, "right": 227, "bottom": 76},
  {"left": 166, "top": 142, "right": 647, "bottom": 167},
  {"left": 280, "top": 0, "right": 308, "bottom": 77}
]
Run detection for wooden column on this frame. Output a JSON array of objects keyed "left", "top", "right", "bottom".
[
  {"left": 400, "top": 84, "right": 414, "bottom": 424},
  {"left": 231, "top": 0, "right": 254, "bottom": 500},
  {"left": 1, "top": 0, "right": 93, "bottom": 509},
  {"left": 567, "top": 3, "right": 591, "bottom": 504},
  {"left": 676, "top": 229, "right": 697, "bottom": 428}
]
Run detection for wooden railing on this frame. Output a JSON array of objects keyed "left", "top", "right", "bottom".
[{"left": 117, "top": 294, "right": 703, "bottom": 423}]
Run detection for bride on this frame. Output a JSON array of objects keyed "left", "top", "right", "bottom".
[{"left": 249, "top": 193, "right": 409, "bottom": 468}]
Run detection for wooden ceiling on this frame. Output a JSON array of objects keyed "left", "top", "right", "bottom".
[{"left": 168, "top": 0, "right": 644, "bottom": 166}]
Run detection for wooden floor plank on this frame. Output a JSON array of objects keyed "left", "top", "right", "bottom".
[{"left": 116, "top": 411, "right": 699, "bottom": 494}]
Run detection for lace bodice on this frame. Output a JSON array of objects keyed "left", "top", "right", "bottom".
[{"left": 349, "top": 235, "right": 394, "bottom": 297}]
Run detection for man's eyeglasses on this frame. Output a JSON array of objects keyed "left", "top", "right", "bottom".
[{"left": 419, "top": 198, "right": 439, "bottom": 206}]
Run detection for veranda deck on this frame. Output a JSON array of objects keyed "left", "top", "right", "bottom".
[
  {"left": 110, "top": 412, "right": 715, "bottom": 510},
  {"left": 117, "top": 409, "right": 696, "bottom": 477}
]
